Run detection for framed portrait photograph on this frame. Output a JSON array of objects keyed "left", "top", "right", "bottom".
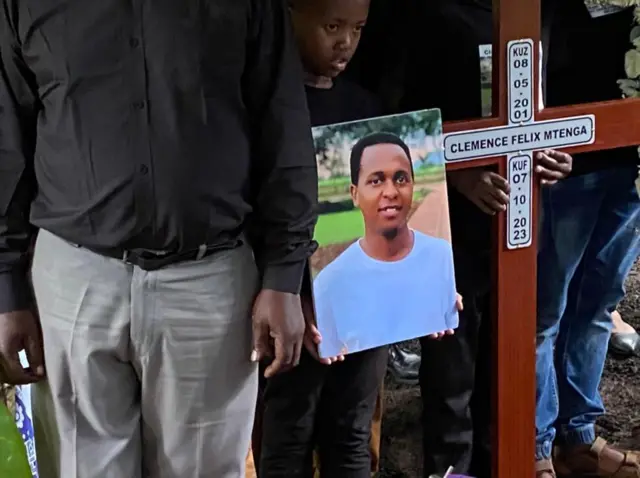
[{"left": 308, "top": 109, "right": 459, "bottom": 358}]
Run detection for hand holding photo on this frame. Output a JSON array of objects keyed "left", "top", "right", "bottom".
[{"left": 309, "top": 109, "right": 459, "bottom": 358}]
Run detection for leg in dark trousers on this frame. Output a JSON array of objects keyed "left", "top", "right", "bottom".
[
  {"left": 468, "top": 298, "right": 492, "bottom": 478},
  {"left": 419, "top": 291, "right": 492, "bottom": 478},
  {"left": 259, "top": 351, "right": 326, "bottom": 478},
  {"left": 259, "top": 347, "right": 387, "bottom": 478},
  {"left": 316, "top": 347, "right": 387, "bottom": 477}
]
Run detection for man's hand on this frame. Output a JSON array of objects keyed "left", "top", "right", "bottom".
[
  {"left": 535, "top": 150, "right": 573, "bottom": 185},
  {"left": 301, "top": 295, "right": 345, "bottom": 365},
  {"left": 251, "top": 289, "right": 305, "bottom": 378},
  {"left": 428, "top": 293, "right": 464, "bottom": 340},
  {"left": 449, "top": 169, "right": 510, "bottom": 215},
  {"left": 0, "top": 310, "right": 45, "bottom": 385}
]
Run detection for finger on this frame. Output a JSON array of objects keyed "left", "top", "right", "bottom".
[
  {"left": 25, "top": 334, "right": 45, "bottom": 377},
  {"left": 264, "top": 338, "right": 294, "bottom": 378},
  {"left": 535, "top": 154, "right": 565, "bottom": 175},
  {"left": 487, "top": 172, "right": 511, "bottom": 193},
  {"left": 252, "top": 318, "right": 271, "bottom": 362},
  {"left": 304, "top": 335, "right": 331, "bottom": 364},
  {"left": 308, "top": 324, "right": 322, "bottom": 344},
  {"left": 303, "top": 333, "right": 319, "bottom": 358},
  {"left": 480, "top": 195, "right": 507, "bottom": 213},
  {"left": 541, "top": 149, "right": 572, "bottom": 164},
  {"left": 0, "top": 353, "right": 35, "bottom": 385},
  {"left": 471, "top": 197, "right": 497, "bottom": 215},
  {"left": 456, "top": 294, "right": 464, "bottom": 311},
  {"left": 535, "top": 165, "right": 565, "bottom": 183},
  {"left": 445, "top": 329, "right": 455, "bottom": 335},
  {"left": 536, "top": 152, "right": 571, "bottom": 179},
  {"left": 263, "top": 352, "right": 284, "bottom": 378},
  {"left": 292, "top": 338, "right": 303, "bottom": 368},
  {"left": 306, "top": 335, "right": 332, "bottom": 365},
  {"left": 487, "top": 187, "right": 510, "bottom": 207}
]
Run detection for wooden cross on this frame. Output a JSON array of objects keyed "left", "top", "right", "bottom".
[{"left": 443, "top": 1, "right": 640, "bottom": 477}]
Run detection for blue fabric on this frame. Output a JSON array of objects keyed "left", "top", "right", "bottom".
[
  {"left": 535, "top": 166, "right": 640, "bottom": 459},
  {"left": 313, "top": 230, "right": 459, "bottom": 358}
]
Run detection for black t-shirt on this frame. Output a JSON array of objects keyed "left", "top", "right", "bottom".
[
  {"left": 343, "top": 0, "right": 414, "bottom": 112},
  {"left": 547, "top": 1, "right": 638, "bottom": 175},
  {"left": 400, "top": 0, "right": 492, "bottom": 121},
  {"left": 399, "top": 0, "right": 495, "bottom": 291},
  {"left": 394, "top": 0, "right": 637, "bottom": 287},
  {"left": 305, "top": 78, "right": 382, "bottom": 128}
]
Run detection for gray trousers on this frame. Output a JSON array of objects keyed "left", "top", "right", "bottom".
[{"left": 30, "top": 229, "right": 259, "bottom": 478}]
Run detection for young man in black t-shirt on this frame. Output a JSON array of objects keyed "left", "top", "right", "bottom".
[
  {"left": 258, "top": 1, "right": 387, "bottom": 476},
  {"left": 397, "top": 2, "right": 572, "bottom": 477}
]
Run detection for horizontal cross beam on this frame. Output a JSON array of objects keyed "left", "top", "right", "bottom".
[{"left": 445, "top": 95, "right": 640, "bottom": 161}]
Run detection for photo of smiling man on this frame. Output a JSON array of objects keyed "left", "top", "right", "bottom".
[{"left": 310, "top": 110, "right": 459, "bottom": 358}]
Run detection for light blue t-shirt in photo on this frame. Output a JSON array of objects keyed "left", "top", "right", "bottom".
[{"left": 313, "top": 230, "right": 459, "bottom": 358}]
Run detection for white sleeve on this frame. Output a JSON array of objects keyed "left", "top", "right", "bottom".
[{"left": 312, "top": 270, "right": 343, "bottom": 358}]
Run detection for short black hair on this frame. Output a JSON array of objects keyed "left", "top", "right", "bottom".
[{"left": 349, "top": 132, "right": 413, "bottom": 185}]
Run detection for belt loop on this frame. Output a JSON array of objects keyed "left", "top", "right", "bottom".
[
  {"left": 122, "top": 251, "right": 129, "bottom": 263},
  {"left": 196, "top": 244, "right": 207, "bottom": 261}
]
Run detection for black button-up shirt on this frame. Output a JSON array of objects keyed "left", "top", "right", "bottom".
[{"left": 0, "top": 0, "right": 318, "bottom": 314}]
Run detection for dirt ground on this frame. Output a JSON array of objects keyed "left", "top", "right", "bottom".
[{"left": 378, "top": 263, "right": 640, "bottom": 477}]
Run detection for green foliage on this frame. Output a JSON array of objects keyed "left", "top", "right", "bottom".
[
  {"left": 618, "top": 5, "right": 640, "bottom": 96},
  {"left": 618, "top": 78, "right": 640, "bottom": 97},
  {"left": 589, "top": 0, "right": 640, "bottom": 6},
  {"left": 0, "top": 403, "right": 31, "bottom": 478},
  {"left": 312, "top": 110, "right": 442, "bottom": 179},
  {"left": 314, "top": 209, "right": 364, "bottom": 246},
  {"left": 625, "top": 49, "right": 640, "bottom": 79}
]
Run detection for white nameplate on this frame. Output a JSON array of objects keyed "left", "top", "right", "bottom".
[
  {"left": 443, "top": 115, "right": 595, "bottom": 162},
  {"left": 444, "top": 37, "right": 597, "bottom": 251},
  {"left": 507, "top": 153, "right": 533, "bottom": 249},
  {"left": 508, "top": 39, "right": 534, "bottom": 125}
]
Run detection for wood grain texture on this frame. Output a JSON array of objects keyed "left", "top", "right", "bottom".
[
  {"left": 442, "top": 1, "right": 541, "bottom": 477},
  {"left": 442, "top": 3, "right": 640, "bottom": 478}
]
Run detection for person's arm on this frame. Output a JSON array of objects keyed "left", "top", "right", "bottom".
[
  {"left": 0, "top": 12, "right": 39, "bottom": 315},
  {"left": 243, "top": 0, "right": 318, "bottom": 295}
]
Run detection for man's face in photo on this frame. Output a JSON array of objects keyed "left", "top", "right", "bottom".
[{"left": 351, "top": 143, "right": 414, "bottom": 236}]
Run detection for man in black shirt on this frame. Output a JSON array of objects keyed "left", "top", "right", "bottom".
[{"left": 0, "top": 1, "right": 317, "bottom": 477}]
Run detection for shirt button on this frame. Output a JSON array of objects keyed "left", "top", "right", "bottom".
[
  {"left": 129, "top": 38, "right": 140, "bottom": 48},
  {"left": 133, "top": 101, "right": 145, "bottom": 110},
  {"left": 139, "top": 164, "right": 149, "bottom": 175}
]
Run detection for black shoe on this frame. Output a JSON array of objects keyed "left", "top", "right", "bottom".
[
  {"left": 387, "top": 344, "right": 421, "bottom": 385},
  {"left": 609, "top": 331, "right": 640, "bottom": 359}
]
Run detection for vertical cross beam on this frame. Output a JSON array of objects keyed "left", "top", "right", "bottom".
[{"left": 492, "top": 1, "right": 540, "bottom": 478}]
